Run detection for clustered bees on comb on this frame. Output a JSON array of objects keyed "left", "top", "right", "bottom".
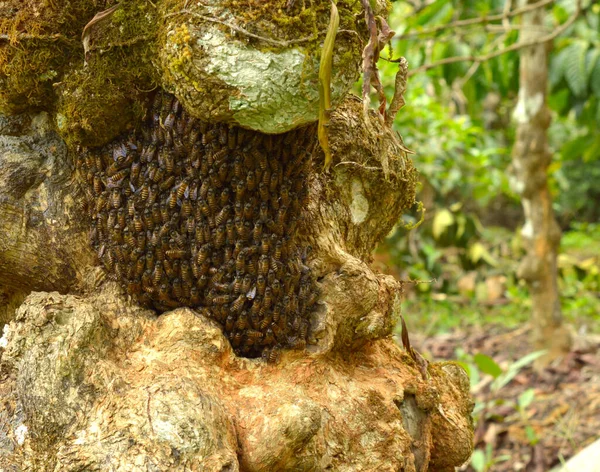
[{"left": 77, "top": 90, "right": 318, "bottom": 358}]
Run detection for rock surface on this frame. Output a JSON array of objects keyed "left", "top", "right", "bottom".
[{"left": 0, "top": 286, "right": 473, "bottom": 471}]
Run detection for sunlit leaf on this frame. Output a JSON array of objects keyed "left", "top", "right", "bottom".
[
  {"left": 493, "top": 350, "right": 547, "bottom": 391},
  {"left": 474, "top": 353, "right": 502, "bottom": 378},
  {"left": 564, "top": 41, "right": 589, "bottom": 97},
  {"left": 591, "top": 53, "right": 600, "bottom": 97},
  {"left": 470, "top": 449, "right": 487, "bottom": 472},
  {"left": 518, "top": 388, "right": 535, "bottom": 409},
  {"left": 432, "top": 209, "right": 454, "bottom": 240}
]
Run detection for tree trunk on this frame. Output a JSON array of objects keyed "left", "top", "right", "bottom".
[
  {"left": 510, "top": 1, "right": 572, "bottom": 364},
  {"left": 0, "top": 1, "right": 474, "bottom": 470}
]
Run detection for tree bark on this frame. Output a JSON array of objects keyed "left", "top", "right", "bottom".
[
  {"left": 0, "top": 1, "right": 474, "bottom": 470},
  {"left": 510, "top": 0, "right": 572, "bottom": 364}
]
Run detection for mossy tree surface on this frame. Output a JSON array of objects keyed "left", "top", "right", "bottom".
[{"left": 0, "top": 1, "right": 473, "bottom": 471}]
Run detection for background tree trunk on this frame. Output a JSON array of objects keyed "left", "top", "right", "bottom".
[
  {"left": 510, "top": 0, "right": 573, "bottom": 365},
  {"left": 0, "top": 1, "right": 474, "bottom": 470}
]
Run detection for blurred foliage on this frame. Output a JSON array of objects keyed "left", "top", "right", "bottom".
[{"left": 375, "top": 0, "right": 600, "bottom": 335}]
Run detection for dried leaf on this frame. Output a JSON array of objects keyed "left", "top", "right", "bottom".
[{"left": 82, "top": 4, "right": 122, "bottom": 58}]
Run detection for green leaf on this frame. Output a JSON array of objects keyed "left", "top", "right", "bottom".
[
  {"left": 564, "top": 41, "right": 589, "bottom": 97},
  {"left": 493, "top": 350, "right": 547, "bottom": 392},
  {"left": 432, "top": 209, "right": 454, "bottom": 240},
  {"left": 474, "top": 353, "right": 503, "bottom": 378},
  {"left": 525, "top": 425, "right": 539, "bottom": 445},
  {"left": 518, "top": 388, "right": 535, "bottom": 409},
  {"left": 552, "top": 4, "right": 569, "bottom": 23},
  {"left": 470, "top": 449, "right": 487, "bottom": 472},
  {"left": 591, "top": 51, "right": 600, "bottom": 97},
  {"left": 415, "top": 0, "right": 454, "bottom": 27},
  {"left": 561, "top": 135, "right": 594, "bottom": 161},
  {"left": 548, "top": 88, "right": 571, "bottom": 113}
]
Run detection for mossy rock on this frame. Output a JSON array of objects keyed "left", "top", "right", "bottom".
[{"left": 158, "top": 0, "right": 372, "bottom": 133}]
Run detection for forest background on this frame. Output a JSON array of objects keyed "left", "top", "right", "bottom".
[{"left": 378, "top": 0, "right": 600, "bottom": 470}]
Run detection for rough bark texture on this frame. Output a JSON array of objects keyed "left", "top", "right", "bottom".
[
  {"left": 509, "top": 1, "right": 572, "bottom": 364},
  {"left": 0, "top": 286, "right": 473, "bottom": 472},
  {"left": 1, "top": 1, "right": 474, "bottom": 470}
]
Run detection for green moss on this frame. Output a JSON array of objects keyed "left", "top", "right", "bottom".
[
  {"left": 0, "top": 0, "right": 115, "bottom": 113},
  {"left": 54, "top": 1, "right": 159, "bottom": 147}
]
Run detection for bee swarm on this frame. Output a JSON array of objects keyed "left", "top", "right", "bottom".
[{"left": 77, "top": 91, "right": 318, "bottom": 358}]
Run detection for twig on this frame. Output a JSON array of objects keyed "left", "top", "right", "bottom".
[
  {"left": 334, "top": 161, "right": 383, "bottom": 172},
  {"left": 0, "top": 33, "right": 69, "bottom": 43},
  {"left": 408, "top": 2, "right": 581, "bottom": 77},
  {"left": 396, "top": 0, "right": 554, "bottom": 40},
  {"left": 164, "top": 10, "right": 322, "bottom": 47}
]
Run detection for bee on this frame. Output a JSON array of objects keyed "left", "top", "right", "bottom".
[
  {"left": 152, "top": 261, "right": 164, "bottom": 286},
  {"left": 132, "top": 213, "right": 143, "bottom": 233},
  {"left": 142, "top": 208, "right": 154, "bottom": 231},
  {"left": 176, "top": 180, "right": 189, "bottom": 201},
  {"left": 264, "top": 345, "right": 279, "bottom": 363},
  {"left": 218, "top": 125, "right": 228, "bottom": 146},
  {"left": 247, "top": 330, "right": 263, "bottom": 340},
  {"left": 269, "top": 172, "right": 280, "bottom": 193},
  {"left": 197, "top": 274, "right": 209, "bottom": 289},
  {"left": 216, "top": 187, "right": 230, "bottom": 206},
  {"left": 180, "top": 260, "right": 192, "bottom": 285},
  {"left": 127, "top": 281, "right": 142, "bottom": 296},
  {"left": 215, "top": 225, "right": 226, "bottom": 248},
  {"left": 257, "top": 275, "right": 266, "bottom": 296},
  {"left": 232, "top": 331, "right": 243, "bottom": 347},
  {"left": 240, "top": 221, "right": 251, "bottom": 241},
  {"left": 241, "top": 274, "right": 253, "bottom": 294},
  {"left": 227, "top": 127, "right": 237, "bottom": 150},
  {"left": 167, "top": 189, "right": 178, "bottom": 209},
  {"left": 231, "top": 294, "right": 246, "bottom": 314},
  {"left": 235, "top": 251, "right": 245, "bottom": 273},
  {"left": 137, "top": 182, "right": 150, "bottom": 203},
  {"left": 158, "top": 175, "right": 175, "bottom": 191},
  {"left": 172, "top": 278, "right": 183, "bottom": 299},
  {"left": 184, "top": 216, "right": 195, "bottom": 234},
  {"left": 93, "top": 173, "right": 104, "bottom": 195},
  {"left": 200, "top": 155, "right": 210, "bottom": 178},
  {"left": 258, "top": 255, "right": 270, "bottom": 276},
  {"left": 196, "top": 244, "right": 210, "bottom": 265},
  {"left": 109, "top": 189, "right": 121, "bottom": 210},
  {"left": 157, "top": 283, "right": 171, "bottom": 302},
  {"left": 217, "top": 162, "right": 229, "bottom": 183},
  {"left": 235, "top": 180, "right": 246, "bottom": 202},
  {"left": 113, "top": 243, "right": 126, "bottom": 263},
  {"left": 246, "top": 171, "right": 256, "bottom": 191},
  {"left": 121, "top": 228, "right": 134, "bottom": 248},
  {"left": 190, "top": 287, "right": 201, "bottom": 305},
  {"left": 209, "top": 169, "right": 222, "bottom": 188},
  {"left": 212, "top": 293, "right": 231, "bottom": 305},
  {"left": 180, "top": 198, "right": 192, "bottom": 219},
  {"left": 260, "top": 209, "right": 270, "bottom": 228},
  {"left": 202, "top": 128, "right": 219, "bottom": 145},
  {"left": 225, "top": 314, "right": 236, "bottom": 332},
  {"left": 225, "top": 219, "right": 235, "bottom": 243},
  {"left": 263, "top": 287, "right": 273, "bottom": 309},
  {"left": 206, "top": 188, "right": 217, "bottom": 213},
  {"left": 272, "top": 303, "right": 282, "bottom": 323},
  {"left": 215, "top": 205, "right": 231, "bottom": 226},
  {"left": 187, "top": 127, "right": 201, "bottom": 148}
]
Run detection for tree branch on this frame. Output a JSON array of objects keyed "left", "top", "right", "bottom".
[
  {"left": 407, "top": 1, "right": 581, "bottom": 77},
  {"left": 396, "top": 0, "right": 554, "bottom": 40}
]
